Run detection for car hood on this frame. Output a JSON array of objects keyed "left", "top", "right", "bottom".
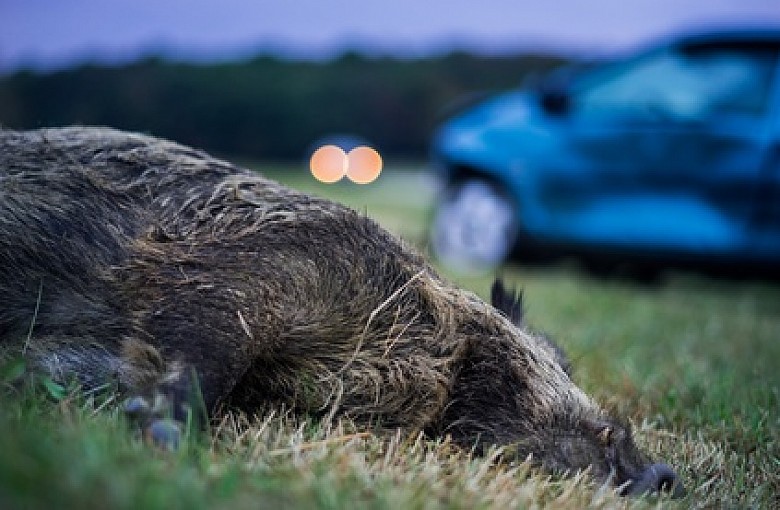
[{"left": 432, "top": 89, "right": 557, "bottom": 174}]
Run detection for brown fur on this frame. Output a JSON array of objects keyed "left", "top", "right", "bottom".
[{"left": 0, "top": 127, "right": 682, "bottom": 496}]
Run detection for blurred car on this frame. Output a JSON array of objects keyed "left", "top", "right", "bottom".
[{"left": 429, "top": 28, "right": 780, "bottom": 274}]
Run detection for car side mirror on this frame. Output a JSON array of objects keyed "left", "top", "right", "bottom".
[{"left": 539, "top": 88, "right": 570, "bottom": 116}]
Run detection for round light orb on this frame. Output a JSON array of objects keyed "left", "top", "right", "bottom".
[
  {"left": 346, "top": 146, "right": 382, "bottom": 184},
  {"left": 310, "top": 145, "right": 347, "bottom": 183}
]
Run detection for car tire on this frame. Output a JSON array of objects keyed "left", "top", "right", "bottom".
[{"left": 430, "top": 179, "right": 518, "bottom": 271}]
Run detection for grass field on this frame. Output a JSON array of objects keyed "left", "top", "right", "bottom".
[{"left": 1, "top": 164, "right": 778, "bottom": 509}]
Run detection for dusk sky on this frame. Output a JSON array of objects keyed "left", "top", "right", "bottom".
[{"left": 2, "top": 0, "right": 780, "bottom": 72}]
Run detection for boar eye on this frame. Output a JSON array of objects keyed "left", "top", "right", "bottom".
[{"left": 598, "top": 426, "right": 613, "bottom": 445}]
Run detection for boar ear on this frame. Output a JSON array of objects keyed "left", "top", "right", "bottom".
[
  {"left": 492, "top": 279, "right": 573, "bottom": 376},
  {"left": 491, "top": 278, "right": 523, "bottom": 327}
]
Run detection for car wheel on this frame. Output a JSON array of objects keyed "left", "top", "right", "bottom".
[{"left": 430, "top": 180, "right": 518, "bottom": 271}]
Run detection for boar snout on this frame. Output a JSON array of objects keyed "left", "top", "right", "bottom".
[{"left": 624, "top": 462, "right": 685, "bottom": 498}]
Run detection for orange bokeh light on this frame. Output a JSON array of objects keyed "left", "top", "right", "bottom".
[
  {"left": 346, "top": 146, "right": 383, "bottom": 184},
  {"left": 310, "top": 145, "right": 347, "bottom": 183}
]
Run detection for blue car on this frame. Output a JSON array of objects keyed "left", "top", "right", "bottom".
[{"left": 429, "top": 28, "right": 780, "bottom": 274}]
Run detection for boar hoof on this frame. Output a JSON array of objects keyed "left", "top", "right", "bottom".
[
  {"left": 123, "top": 396, "right": 151, "bottom": 419},
  {"left": 123, "top": 395, "right": 182, "bottom": 449},
  {"left": 146, "top": 419, "right": 182, "bottom": 450}
]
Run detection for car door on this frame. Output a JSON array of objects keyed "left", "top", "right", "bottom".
[
  {"left": 544, "top": 39, "right": 780, "bottom": 258},
  {"left": 748, "top": 51, "right": 780, "bottom": 262}
]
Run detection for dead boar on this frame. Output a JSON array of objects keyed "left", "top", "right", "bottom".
[{"left": 0, "top": 127, "right": 684, "bottom": 497}]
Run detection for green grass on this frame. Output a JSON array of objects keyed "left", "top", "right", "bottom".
[{"left": 2, "top": 164, "right": 778, "bottom": 509}]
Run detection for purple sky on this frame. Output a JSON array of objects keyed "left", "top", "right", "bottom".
[{"left": 2, "top": 0, "right": 780, "bottom": 72}]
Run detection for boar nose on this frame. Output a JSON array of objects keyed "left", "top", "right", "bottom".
[{"left": 629, "top": 463, "right": 686, "bottom": 498}]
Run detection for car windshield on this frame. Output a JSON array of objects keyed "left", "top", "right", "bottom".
[{"left": 571, "top": 41, "right": 780, "bottom": 121}]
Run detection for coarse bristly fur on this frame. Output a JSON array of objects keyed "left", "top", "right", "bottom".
[{"left": 0, "top": 126, "right": 683, "bottom": 497}]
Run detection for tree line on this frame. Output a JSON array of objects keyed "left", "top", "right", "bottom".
[{"left": 0, "top": 52, "right": 568, "bottom": 160}]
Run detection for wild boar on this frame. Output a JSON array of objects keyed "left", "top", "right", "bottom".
[{"left": 0, "top": 126, "right": 683, "bottom": 497}]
